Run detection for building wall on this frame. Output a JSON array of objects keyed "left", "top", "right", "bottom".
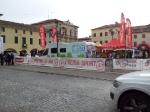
[
  {"left": 132, "top": 32, "right": 150, "bottom": 46},
  {"left": 1, "top": 27, "right": 42, "bottom": 54},
  {"left": 91, "top": 27, "right": 120, "bottom": 44},
  {"left": 91, "top": 26, "right": 150, "bottom": 46},
  {"left": 33, "top": 19, "right": 78, "bottom": 44}
]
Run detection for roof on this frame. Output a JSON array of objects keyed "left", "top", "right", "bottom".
[
  {"left": 0, "top": 20, "right": 38, "bottom": 32},
  {"left": 100, "top": 38, "right": 127, "bottom": 49},
  {"left": 92, "top": 23, "right": 150, "bottom": 33},
  {"left": 31, "top": 19, "right": 79, "bottom": 28},
  {"left": 91, "top": 23, "right": 120, "bottom": 30}
]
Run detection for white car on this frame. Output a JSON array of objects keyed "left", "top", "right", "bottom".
[{"left": 110, "top": 70, "right": 150, "bottom": 112}]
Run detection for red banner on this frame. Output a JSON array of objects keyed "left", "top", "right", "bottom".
[
  {"left": 126, "top": 18, "right": 132, "bottom": 48},
  {"left": 119, "top": 13, "right": 126, "bottom": 46},
  {"left": 39, "top": 25, "right": 46, "bottom": 48},
  {"left": 52, "top": 27, "right": 58, "bottom": 42}
]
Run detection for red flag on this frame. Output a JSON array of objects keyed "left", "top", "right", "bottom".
[
  {"left": 52, "top": 27, "right": 58, "bottom": 42},
  {"left": 126, "top": 18, "right": 132, "bottom": 48},
  {"left": 119, "top": 13, "right": 126, "bottom": 46},
  {"left": 39, "top": 25, "right": 46, "bottom": 48}
]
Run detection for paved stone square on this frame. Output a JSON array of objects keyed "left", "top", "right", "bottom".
[{"left": 0, "top": 67, "right": 118, "bottom": 112}]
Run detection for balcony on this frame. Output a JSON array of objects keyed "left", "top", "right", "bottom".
[{"left": 22, "top": 44, "right": 27, "bottom": 48}]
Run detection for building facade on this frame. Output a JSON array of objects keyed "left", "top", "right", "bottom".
[
  {"left": 0, "top": 20, "right": 42, "bottom": 54},
  {"left": 91, "top": 23, "right": 150, "bottom": 47},
  {"left": 31, "top": 19, "right": 79, "bottom": 43},
  {"left": 77, "top": 36, "right": 91, "bottom": 42}
]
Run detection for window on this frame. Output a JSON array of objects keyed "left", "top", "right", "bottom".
[
  {"left": 134, "top": 28, "right": 138, "bottom": 32},
  {"left": 43, "top": 48, "right": 48, "bottom": 56},
  {"left": 100, "top": 41, "right": 102, "bottom": 44},
  {"left": 134, "top": 42, "right": 137, "bottom": 47},
  {"left": 134, "top": 35, "right": 137, "bottom": 39},
  {"left": 30, "top": 38, "right": 33, "bottom": 44},
  {"left": 65, "top": 29, "right": 67, "bottom": 35},
  {"left": 23, "top": 30, "right": 25, "bottom": 34},
  {"left": 70, "top": 30, "right": 72, "bottom": 36},
  {"left": 143, "top": 28, "right": 147, "bottom": 31},
  {"left": 22, "top": 37, "right": 26, "bottom": 44},
  {"left": 1, "top": 27, "right": 5, "bottom": 32},
  {"left": 39, "top": 39, "right": 40, "bottom": 45},
  {"left": 51, "top": 48, "right": 57, "bottom": 53},
  {"left": 105, "top": 32, "right": 108, "bottom": 36},
  {"left": 100, "top": 33, "right": 102, "bottom": 37},
  {"left": 30, "top": 31, "right": 32, "bottom": 35},
  {"left": 74, "top": 31, "right": 76, "bottom": 36},
  {"left": 93, "top": 33, "right": 96, "bottom": 37},
  {"left": 59, "top": 28, "right": 61, "bottom": 34},
  {"left": 14, "top": 36, "right": 18, "bottom": 44},
  {"left": 60, "top": 48, "right": 66, "bottom": 53},
  {"left": 142, "top": 34, "right": 145, "bottom": 38},
  {"left": 1, "top": 35, "right": 5, "bottom": 43},
  {"left": 105, "top": 40, "right": 108, "bottom": 43},
  {"left": 15, "top": 29, "right": 18, "bottom": 33}
]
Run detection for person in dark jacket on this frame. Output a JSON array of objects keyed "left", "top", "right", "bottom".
[
  {"left": 0, "top": 53, "right": 4, "bottom": 65},
  {"left": 10, "top": 52, "right": 14, "bottom": 65},
  {"left": 6, "top": 52, "right": 11, "bottom": 65},
  {"left": 5, "top": 52, "right": 8, "bottom": 65}
]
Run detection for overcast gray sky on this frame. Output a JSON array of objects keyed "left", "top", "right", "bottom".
[{"left": 0, "top": 0, "right": 150, "bottom": 38}]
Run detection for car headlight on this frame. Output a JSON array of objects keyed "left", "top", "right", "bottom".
[{"left": 113, "top": 80, "right": 122, "bottom": 88}]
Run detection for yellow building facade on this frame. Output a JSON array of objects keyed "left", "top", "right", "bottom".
[
  {"left": 91, "top": 24, "right": 150, "bottom": 47},
  {"left": 0, "top": 20, "right": 43, "bottom": 54}
]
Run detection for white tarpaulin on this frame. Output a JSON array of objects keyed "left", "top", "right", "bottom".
[
  {"left": 0, "top": 37, "right": 4, "bottom": 53},
  {"left": 113, "top": 59, "right": 142, "bottom": 70},
  {"left": 29, "top": 57, "right": 106, "bottom": 71}
]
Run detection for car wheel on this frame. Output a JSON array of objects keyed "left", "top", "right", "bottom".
[{"left": 120, "top": 92, "right": 150, "bottom": 112}]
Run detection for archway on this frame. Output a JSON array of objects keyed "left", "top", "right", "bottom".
[
  {"left": 30, "top": 48, "right": 38, "bottom": 54},
  {"left": 19, "top": 49, "right": 27, "bottom": 56},
  {"left": 136, "top": 42, "right": 150, "bottom": 58},
  {"left": 4, "top": 48, "right": 17, "bottom": 55}
]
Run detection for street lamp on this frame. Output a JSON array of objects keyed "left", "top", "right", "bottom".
[
  {"left": 109, "top": 23, "right": 118, "bottom": 40},
  {"left": 49, "top": 20, "right": 66, "bottom": 57}
]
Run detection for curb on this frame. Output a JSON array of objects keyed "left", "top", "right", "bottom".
[
  {"left": 5, "top": 67, "right": 114, "bottom": 81},
  {"left": 14, "top": 64, "right": 125, "bottom": 75}
]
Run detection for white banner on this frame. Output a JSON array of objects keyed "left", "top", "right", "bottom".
[
  {"left": 29, "top": 57, "right": 105, "bottom": 71},
  {"left": 0, "top": 37, "right": 4, "bottom": 53},
  {"left": 142, "top": 59, "right": 150, "bottom": 70},
  {"left": 14, "top": 57, "right": 29, "bottom": 65},
  {"left": 113, "top": 59, "right": 142, "bottom": 70}
]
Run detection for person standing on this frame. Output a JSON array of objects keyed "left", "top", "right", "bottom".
[
  {"left": 10, "top": 52, "right": 14, "bottom": 65},
  {"left": 6, "top": 52, "right": 11, "bottom": 65},
  {"left": 145, "top": 51, "right": 148, "bottom": 59},
  {"left": 0, "top": 53, "right": 4, "bottom": 65},
  {"left": 5, "top": 52, "right": 8, "bottom": 65}
]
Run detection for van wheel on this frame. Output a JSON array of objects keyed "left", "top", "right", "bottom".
[{"left": 120, "top": 92, "right": 150, "bottom": 112}]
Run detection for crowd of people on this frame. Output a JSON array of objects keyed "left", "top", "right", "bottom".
[
  {"left": 86, "top": 50, "right": 149, "bottom": 59},
  {"left": 0, "top": 52, "right": 14, "bottom": 66}
]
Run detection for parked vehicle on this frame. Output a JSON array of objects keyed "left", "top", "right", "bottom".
[
  {"left": 12, "top": 52, "right": 20, "bottom": 58},
  {"left": 110, "top": 70, "right": 150, "bottom": 112}
]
